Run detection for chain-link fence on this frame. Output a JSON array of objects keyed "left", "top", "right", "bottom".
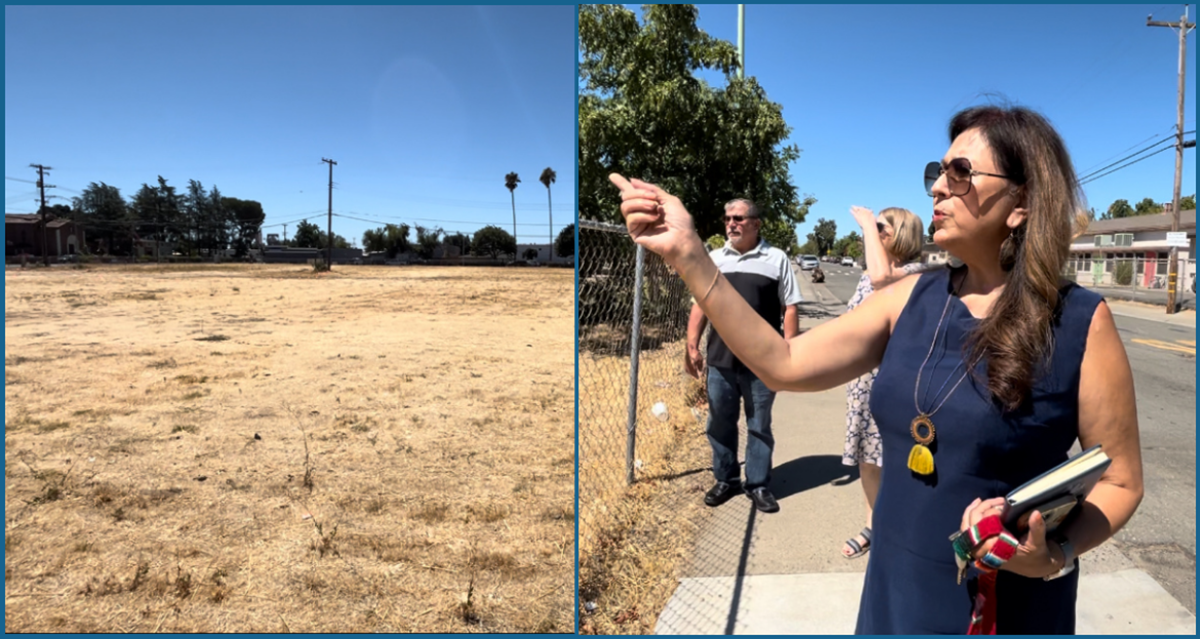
[
  {"left": 578, "top": 220, "right": 770, "bottom": 635},
  {"left": 1065, "top": 255, "right": 1197, "bottom": 309}
]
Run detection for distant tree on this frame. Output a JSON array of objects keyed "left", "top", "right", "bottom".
[
  {"left": 523, "top": 247, "right": 539, "bottom": 261},
  {"left": 807, "top": 218, "right": 838, "bottom": 257},
  {"left": 473, "top": 225, "right": 516, "bottom": 259},
  {"left": 72, "top": 182, "right": 130, "bottom": 254},
  {"left": 362, "top": 223, "right": 411, "bottom": 258},
  {"left": 445, "top": 231, "right": 471, "bottom": 256},
  {"left": 555, "top": 223, "right": 575, "bottom": 258},
  {"left": 505, "top": 171, "right": 520, "bottom": 244},
  {"left": 1106, "top": 199, "right": 1134, "bottom": 220},
  {"left": 1179, "top": 194, "right": 1196, "bottom": 211},
  {"left": 293, "top": 220, "right": 322, "bottom": 248},
  {"left": 759, "top": 217, "right": 801, "bottom": 257},
  {"left": 539, "top": 167, "right": 556, "bottom": 248},
  {"left": 834, "top": 231, "right": 863, "bottom": 258},
  {"left": 797, "top": 239, "right": 817, "bottom": 256},
  {"left": 1134, "top": 197, "right": 1163, "bottom": 216},
  {"left": 222, "top": 197, "right": 265, "bottom": 257},
  {"left": 414, "top": 224, "right": 443, "bottom": 259},
  {"left": 705, "top": 234, "right": 726, "bottom": 251}
]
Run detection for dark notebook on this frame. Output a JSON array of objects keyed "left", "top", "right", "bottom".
[{"left": 1003, "top": 444, "right": 1112, "bottom": 533}]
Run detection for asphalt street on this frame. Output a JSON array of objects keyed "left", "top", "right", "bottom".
[{"left": 810, "top": 262, "right": 1197, "bottom": 614}]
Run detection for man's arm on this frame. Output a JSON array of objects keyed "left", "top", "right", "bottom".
[
  {"left": 685, "top": 304, "right": 708, "bottom": 379},
  {"left": 783, "top": 304, "right": 800, "bottom": 339}
]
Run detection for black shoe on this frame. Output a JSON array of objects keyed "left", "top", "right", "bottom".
[
  {"left": 704, "top": 480, "right": 742, "bottom": 507},
  {"left": 745, "top": 486, "right": 780, "bottom": 513}
]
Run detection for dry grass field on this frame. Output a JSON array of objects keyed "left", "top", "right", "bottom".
[
  {"left": 4, "top": 264, "right": 574, "bottom": 633},
  {"left": 578, "top": 338, "right": 715, "bottom": 634}
]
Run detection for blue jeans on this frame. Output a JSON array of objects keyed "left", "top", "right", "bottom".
[{"left": 706, "top": 365, "right": 776, "bottom": 489}]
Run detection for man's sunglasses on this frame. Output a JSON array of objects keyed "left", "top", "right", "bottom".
[
  {"left": 924, "top": 158, "right": 1009, "bottom": 197},
  {"left": 724, "top": 215, "right": 758, "bottom": 224}
]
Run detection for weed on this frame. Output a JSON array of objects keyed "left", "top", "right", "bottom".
[
  {"left": 411, "top": 502, "right": 449, "bottom": 524},
  {"left": 195, "top": 334, "right": 230, "bottom": 342},
  {"left": 458, "top": 573, "right": 481, "bottom": 624},
  {"left": 364, "top": 497, "right": 387, "bottom": 514},
  {"left": 149, "top": 358, "right": 177, "bottom": 369},
  {"left": 172, "top": 424, "right": 198, "bottom": 434},
  {"left": 466, "top": 503, "right": 509, "bottom": 523},
  {"left": 181, "top": 391, "right": 205, "bottom": 401},
  {"left": 73, "top": 540, "right": 96, "bottom": 553},
  {"left": 37, "top": 420, "right": 71, "bottom": 433},
  {"left": 542, "top": 504, "right": 574, "bottom": 522},
  {"left": 174, "top": 374, "right": 209, "bottom": 384},
  {"left": 309, "top": 518, "right": 339, "bottom": 558}
]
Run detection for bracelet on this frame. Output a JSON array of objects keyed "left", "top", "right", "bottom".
[
  {"left": 966, "top": 515, "right": 1003, "bottom": 547},
  {"left": 974, "top": 531, "right": 1019, "bottom": 572},
  {"left": 700, "top": 269, "right": 722, "bottom": 303}
]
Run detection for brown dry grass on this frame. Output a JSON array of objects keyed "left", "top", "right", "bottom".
[
  {"left": 578, "top": 337, "right": 714, "bottom": 634},
  {"left": 4, "top": 264, "right": 574, "bottom": 633}
]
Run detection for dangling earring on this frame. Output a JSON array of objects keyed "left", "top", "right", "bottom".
[{"left": 1000, "top": 224, "right": 1025, "bottom": 271}]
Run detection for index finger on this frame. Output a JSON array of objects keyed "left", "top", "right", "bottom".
[{"left": 609, "top": 173, "right": 633, "bottom": 192}]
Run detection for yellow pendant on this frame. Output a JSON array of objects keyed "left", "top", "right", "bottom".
[{"left": 908, "top": 443, "right": 935, "bottom": 475}]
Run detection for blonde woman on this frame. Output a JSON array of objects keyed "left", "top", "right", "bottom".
[{"left": 841, "top": 206, "right": 942, "bottom": 559}]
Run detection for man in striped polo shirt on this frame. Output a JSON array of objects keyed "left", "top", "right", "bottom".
[{"left": 685, "top": 198, "right": 802, "bottom": 513}]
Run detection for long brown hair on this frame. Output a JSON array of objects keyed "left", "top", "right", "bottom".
[{"left": 949, "top": 106, "right": 1080, "bottom": 411}]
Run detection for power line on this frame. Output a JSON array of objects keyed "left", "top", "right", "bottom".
[
  {"left": 1077, "top": 126, "right": 1178, "bottom": 174},
  {"left": 1078, "top": 140, "right": 1186, "bottom": 186},
  {"left": 334, "top": 210, "right": 550, "bottom": 227},
  {"left": 1076, "top": 131, "right": 1193, "bottom": 183}
]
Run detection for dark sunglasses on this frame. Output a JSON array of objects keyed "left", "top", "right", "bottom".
[
  {"left": 924, "top": 158, "right": 1009, "bottom": 197},
  {"left": 876, "top": 222, "right": 891, "bottom": 235},
  {"left": 724, "top": 215, "right": 758, "bottom": 224}
]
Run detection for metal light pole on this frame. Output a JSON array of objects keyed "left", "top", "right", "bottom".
[{"left": 737, "top": 5, "right": 745, "bottom": 79}]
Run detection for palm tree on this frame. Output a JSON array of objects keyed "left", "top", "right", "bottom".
[
  {"left": 539, "top": 167, "right": 556, "bottom": 255},
  {"left": 505, "top": 171, "right": 520, "bottom": 251}
]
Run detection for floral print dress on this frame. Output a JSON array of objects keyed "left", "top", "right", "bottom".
[{"left": 842, "top": 261, "right": 943, "bottom": 467}]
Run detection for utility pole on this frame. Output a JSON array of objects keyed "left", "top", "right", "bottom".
[
  {"left": 1148, "top": 7, "right": 1195, "bottom": 314},
  {"left": 30, "top": 164, "right": 53, "bottom": 266},
  {"left": 283, "top": 224, "right": 288, "bottom": 245},
  {"left": 737, "top": 5, "right": 745, "bottom": 80},
  {"left": 321, "top": 158, "right": 337, "bottom": 269}
]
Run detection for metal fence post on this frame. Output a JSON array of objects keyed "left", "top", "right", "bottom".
[{"left": 626, "top": 244, "right": 646, "bottom": 486}]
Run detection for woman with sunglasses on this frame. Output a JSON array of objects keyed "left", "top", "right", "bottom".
[
  {"left": 609, "top": 105, "right": 1143, "bottom": 634},
  {"left": 840, "top": 205, "right": 940, "bottom": 561}
]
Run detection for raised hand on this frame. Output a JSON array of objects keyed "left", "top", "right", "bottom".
[
  {"left": 608, "top": 174, "right": 704, "bottom": 269},
  {"left": 850, "top": 205, "right": 877, "bottom": 230}
]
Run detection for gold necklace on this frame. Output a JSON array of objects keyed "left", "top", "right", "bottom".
[{"left": 907, "top": 272, "right": 973, "bottom": 476}]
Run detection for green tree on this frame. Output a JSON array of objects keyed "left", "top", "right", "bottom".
[
  {"left": 362, "top": 223, "right": 411, "bottom": 258},
  {"left": 797, "top": 239, "right": 817, "bottom": 256},
  {"left": 1179, "top": 194, "right": 1196, "bottom": 211},
  {"left": 539, "top": 167, "right": 557, "bottom": 248},
  {"left": 505, "top": 171, "right": 520, "bottom": 244},
  {"left": 523, "top": 247, "right": 539, "bottom": 261},
  {"left": 72, "top": 182, "right": 130, "bottom": 254},
  {"left": 414, "top": 224, "right": 443, "bottom": 259},
  {"left": 834, "top": 231, "right": 864, "bottom": 258},
  {"left": 555, "top": 223, "right": 575, "bottom": 258},
  {"left": 182, "top": 180, "right": 210, "bottom": 254},
  {"left": 759, "top": 217, "right": 801, "bottom": 257},
  {"left": 473, "top": 225, "right": 516, "bottom": 259},
  {"left": 579, "top": 4, "right": 810, "bottom": 240},
  {"left": 1106, "top": 199, "right": 1134, "bottom": 220},
  {"left": 807, "top": 218, "right": 838, "bottom": 256},
  {"left": 292, "top": 220, "right": 322, "bottom": 248},
  {"left": 705, "top": 234, "right": 726, "bottom": 251},
  {"left": 1134, "top": 197, "right": 1163, "bottom": 216},
  {"left": 445, "top": 231, "right": 471, "bottom": 256},
  {"left": 222, "top": 197, "right": 265, "bottom": 257}
]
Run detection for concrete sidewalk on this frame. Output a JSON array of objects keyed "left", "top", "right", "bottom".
[{"left": 654, "top": 271, "right": 1196, "bottom": 635}]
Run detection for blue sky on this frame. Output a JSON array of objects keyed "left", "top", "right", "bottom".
[
  {"left": 641, "top": 4, "right": 1197, "bottom": 247},
  {"left": 5, "top": 5, "right": 576, "bottom": 248}
]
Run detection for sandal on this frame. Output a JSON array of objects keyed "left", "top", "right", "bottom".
[{"left": 842, "top": 527, "right": 872, "bottom": 559}]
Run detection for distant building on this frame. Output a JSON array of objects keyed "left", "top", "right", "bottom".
[
  {"left": 5, "top": 213, "right": 80, "bottom": 258},
  {"left": 1069, "top": 209, "right": 1195, "bottom": 286}
]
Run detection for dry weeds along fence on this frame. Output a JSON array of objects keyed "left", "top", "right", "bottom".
[
  {"left": 4, "top": 264, "right": 574, "bottom": 633},
  {"left": 578, "top": 221, "right": 716, "bottom": 633}
]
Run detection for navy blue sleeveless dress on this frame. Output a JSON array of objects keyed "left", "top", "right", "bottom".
[{"left": 856, "top": 266, "right": 1102, "bottom": 635}]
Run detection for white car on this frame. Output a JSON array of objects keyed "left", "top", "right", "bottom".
[
  {"left": 799, "top": 255, "right": 820, "bottom": 271},
  {"left": 841, "top": 256, "right": 856, "bottom": 267}
]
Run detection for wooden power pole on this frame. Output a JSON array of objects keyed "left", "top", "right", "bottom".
[
  {"left": 1147, "top": 7, "right": 1195, "bottom": 313},
  {"left": 322, "top": 158, "right": 337, "bottom": 269},
  {"left": 30, "top": 164, "right": 53, "bottom": 266}
]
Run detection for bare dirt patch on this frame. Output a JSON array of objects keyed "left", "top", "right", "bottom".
[{"left": 4, "top": 264, "right": 574, "bottom": 633}]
